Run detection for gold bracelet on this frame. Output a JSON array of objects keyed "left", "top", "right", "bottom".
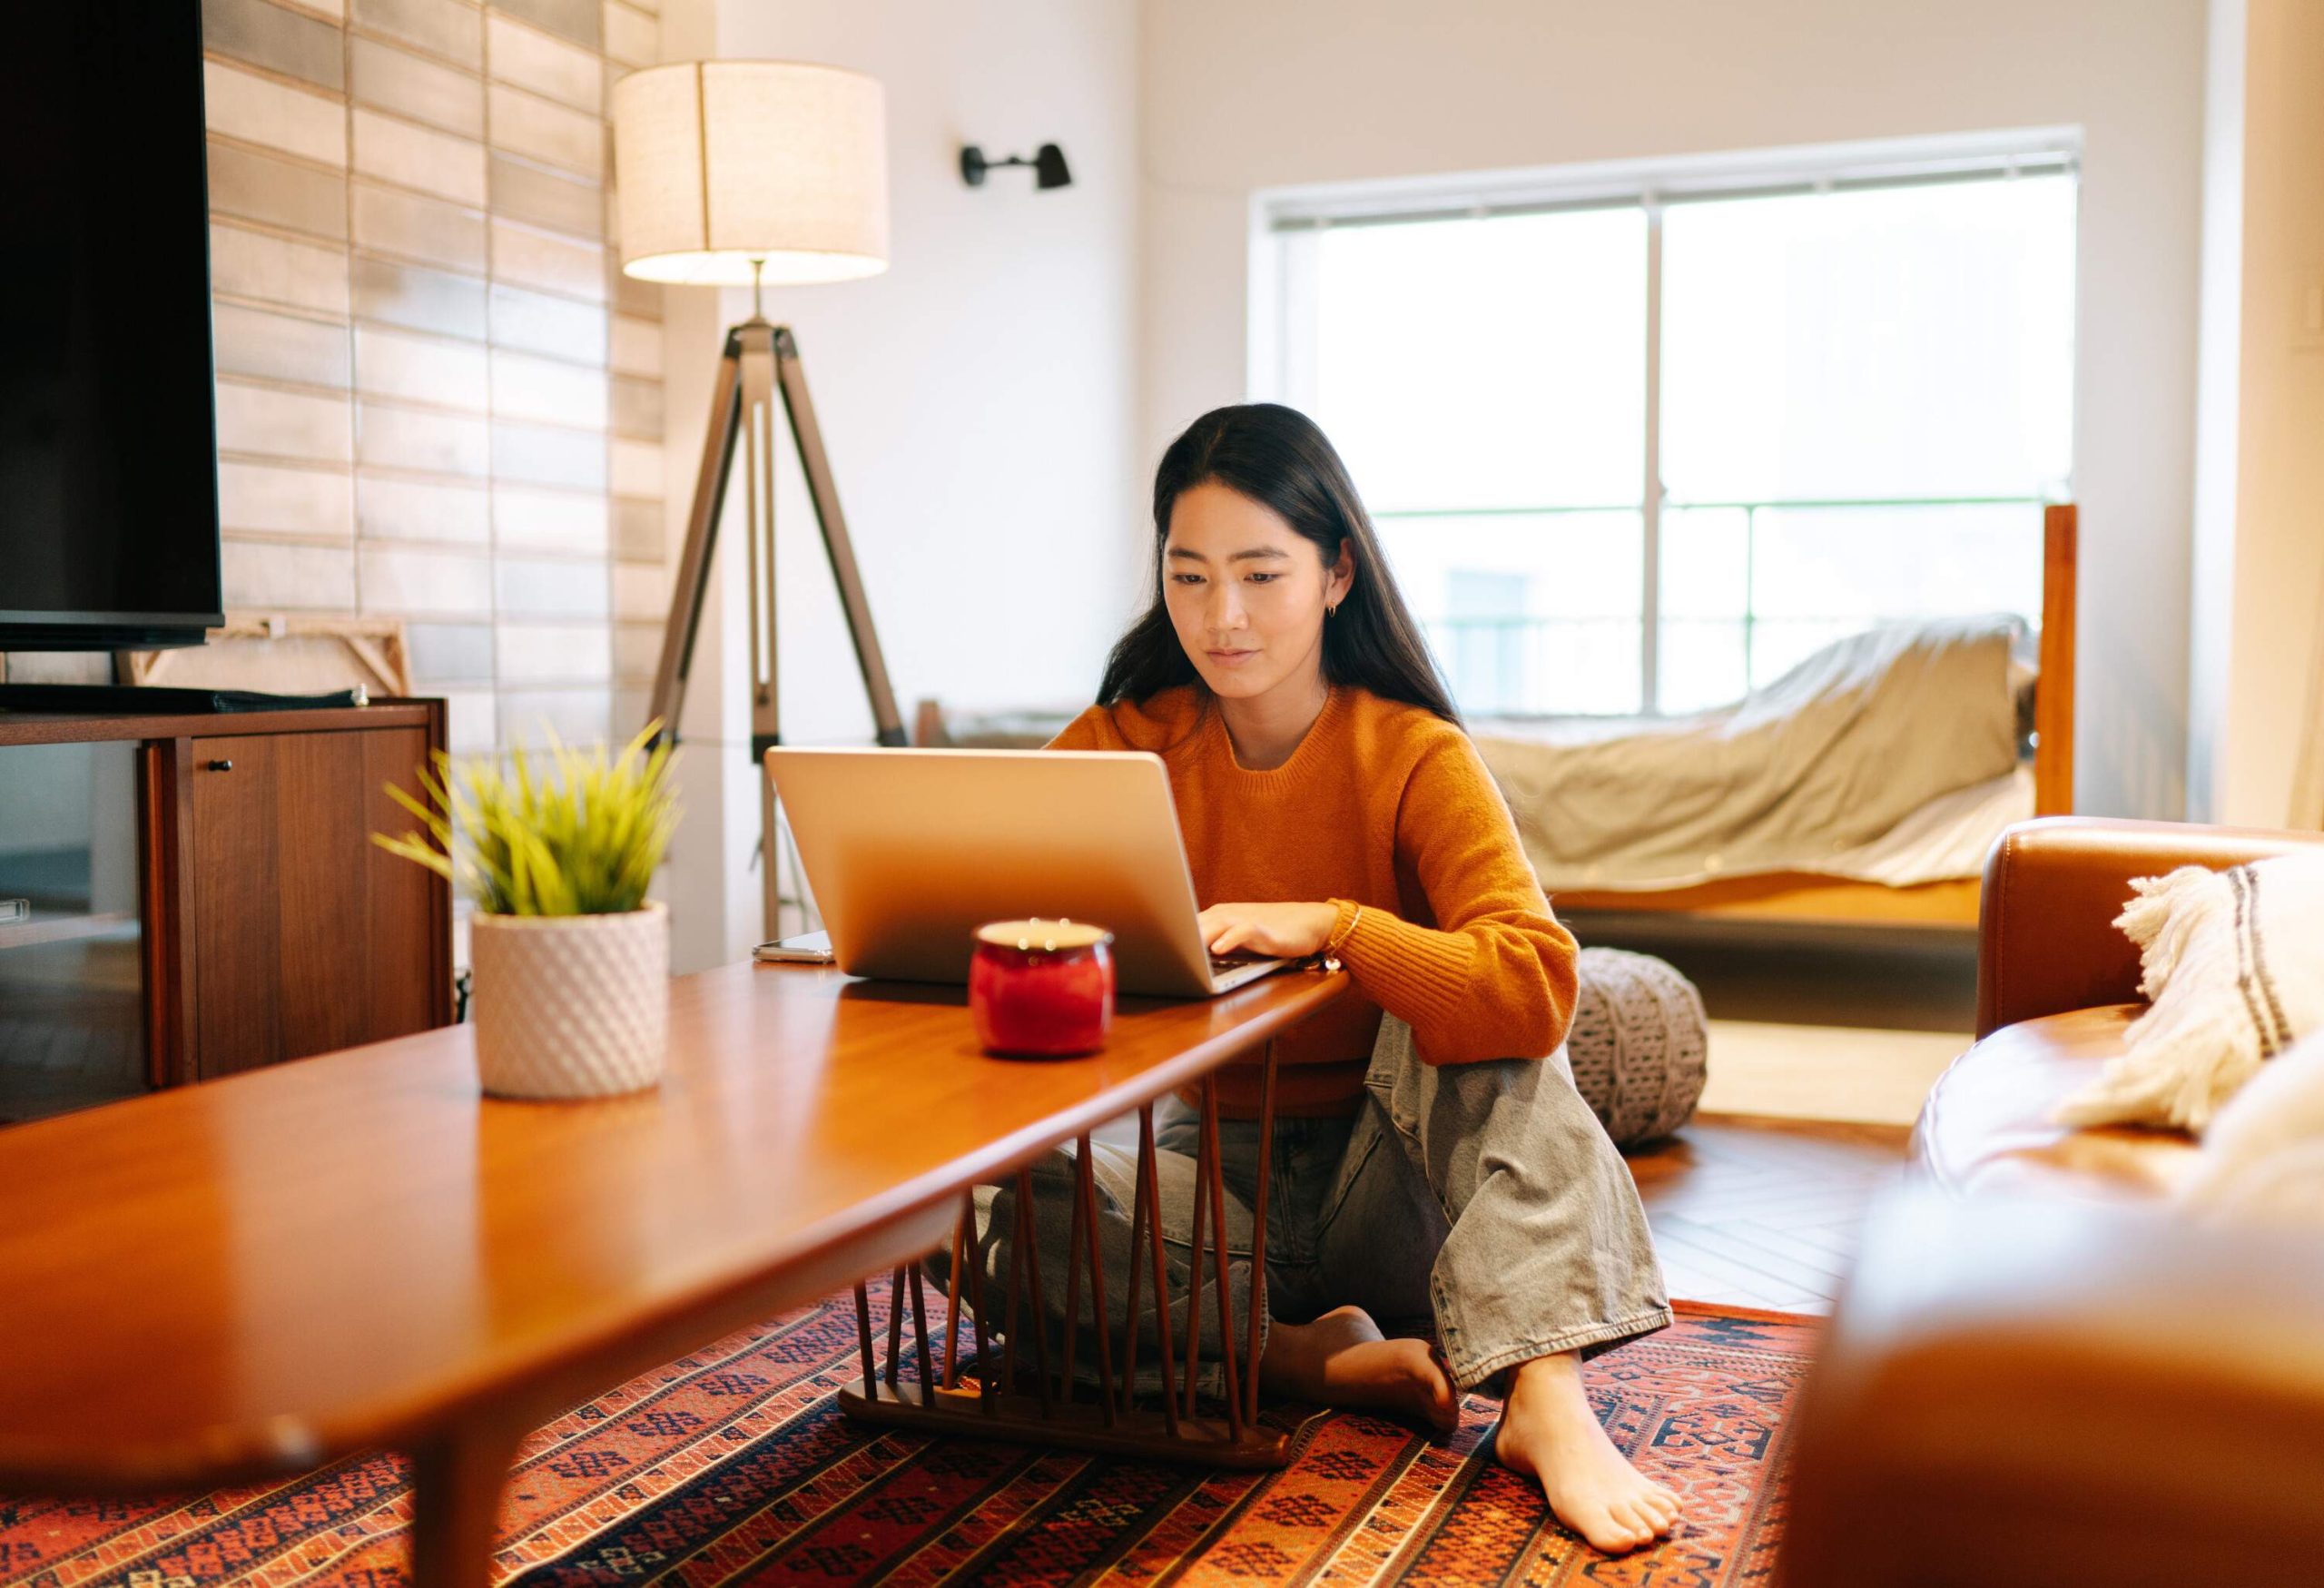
[{"left": 1314, "top": 902, "right": 1362, "bottom": 972}]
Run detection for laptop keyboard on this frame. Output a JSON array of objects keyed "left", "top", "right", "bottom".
[{"left": 1208, "top": 953, "right": 1275, "bottom": 972}]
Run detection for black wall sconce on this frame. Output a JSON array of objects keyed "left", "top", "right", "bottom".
[{"left": 960, "top": 143, "right": 1072, "bottom": 190}]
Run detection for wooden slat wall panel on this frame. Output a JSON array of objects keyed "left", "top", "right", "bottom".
[{"left": 163, "top": 0, "right": 670, "bottom": 760}]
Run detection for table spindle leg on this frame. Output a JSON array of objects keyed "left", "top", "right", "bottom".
[
  {"left": 1137, "top": 1104, "right": 1184, "bottom": 1437},
  {"left": 1016, "top": 1166, "right": 1054, "bottom": 1414},
  {"left": 1183, "top": 1101, "right": 1209, "bottom": 1420},
  {"left": 961, "top": 1190, "right": 995, "bottom": 1415},
  {"left": 852, "top": 1282, "right": 877, "bottom": 1398},
  {"left": 1077, "top": 1135, "right": 1118, "bottom": 1427},
  {"left": 1060, "top": 1141, "right": 1088, "bottom": 1400},
  {"left": 1246, "top": 1041, "right": 1278, "bottom": 1425},
  {"left": 1002, "top": 1180, "right": 1025, "bottom": 1398},
  {"left": 885, "top": 1266, "right": 906, "bottom": 1388},
  {"left": 1201, "top": 1074, "right": 1244, "bottom": 1436},
  {"left": 943, "top": 1197, "right": 970, "bottom": 1389},
  {"left": 1118, "top": 1120, "right": 1149, "bottom": 1415},
  {"left": 909, "top": 1262, "right": 935, "bottom": 1393}
]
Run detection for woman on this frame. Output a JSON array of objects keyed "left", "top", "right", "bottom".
[{"left": 994, "top": 402, "right": 1678, "bottom": 1553}]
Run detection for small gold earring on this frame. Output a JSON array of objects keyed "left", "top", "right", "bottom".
[{"left": 1326, "top": 603, "right": 1338, "bottom": 618}]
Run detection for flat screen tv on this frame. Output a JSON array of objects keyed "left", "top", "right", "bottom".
[{"left": 0, "top": 1, "right": 222, "bottom": 651}]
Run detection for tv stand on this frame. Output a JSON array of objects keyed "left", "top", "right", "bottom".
[
  {"left": 0, "top": 682, "right": 367, "bottom": 715},
  {"left": 0, "top": 700, "right": 452, "bottom": 1123}
]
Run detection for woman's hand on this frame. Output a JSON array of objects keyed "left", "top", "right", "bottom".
[{"left": 1197, "top": 901, "right": 1340, "bottom": 959}]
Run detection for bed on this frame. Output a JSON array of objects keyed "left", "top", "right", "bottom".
[
  {"left": 916, "top": 504, "right": 2076, "bottom": 934},
  {"left": 1506, "top": 503, "right": 2074, "bottom": 931}
]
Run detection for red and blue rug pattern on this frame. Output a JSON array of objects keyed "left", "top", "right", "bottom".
[{"left": 0, "top": 1297, "right": 1811, "bottom": 1586}]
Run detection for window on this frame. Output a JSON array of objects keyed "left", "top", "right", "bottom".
[{"left": 1258, "top": 142, "right": 2078, "bottom": 716}]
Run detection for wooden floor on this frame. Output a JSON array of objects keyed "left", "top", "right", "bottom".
[{"left": 1625, "top": 1113, "right": 1913, "bottom": 1315}]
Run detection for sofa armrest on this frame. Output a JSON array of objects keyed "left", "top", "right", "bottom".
[
  {"left": 1779, "top": 1189, "right": 2324, "bottom": 1588},
  {"left": 1974, "top": 816, "right": 2324, "bottom": 1038}
]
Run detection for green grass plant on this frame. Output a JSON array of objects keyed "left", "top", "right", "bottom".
[{"left": 376, "top": 721, "right": 680, "bottom": 916}]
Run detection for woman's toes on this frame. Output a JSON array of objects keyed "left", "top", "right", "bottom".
[
  {"left": 1386, "top": 1339, "right": 1458, "bottom": 1435},
  {"left": 1566, "top": 1503, "right": 1623, "bottom": 1553},
  {"left": 1421, "top": 1367, "right": 1461, "bottom": 1434}
]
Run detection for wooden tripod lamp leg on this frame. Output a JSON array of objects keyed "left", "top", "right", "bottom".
[
  {"left": 736, "top": 326, "right": 784, "bottom": 939},
  {"left": 642, "top": 319, "right": 912, "bottom": 941},
  {"left": 643, "top": 326, "right": 746, "bottom": 747},
  {"left": 772, "top": 327, "right": 908, "bottom": 748}
]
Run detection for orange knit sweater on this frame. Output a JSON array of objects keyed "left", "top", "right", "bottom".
[{"left": 1048, "top": 685, "right": 1579, "bottom": 1119}]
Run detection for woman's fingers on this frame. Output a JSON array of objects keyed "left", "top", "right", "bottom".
[
  {"left": 1203, "top": 904, "right": 1255, "bottom": 955},
  {"left": 1202, "top": 902, "right": 1327, "bottom": 958}
]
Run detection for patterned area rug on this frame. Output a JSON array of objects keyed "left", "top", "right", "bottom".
[{"left": 0, "top": 1297, "right": 1812, "bottom": 1587}]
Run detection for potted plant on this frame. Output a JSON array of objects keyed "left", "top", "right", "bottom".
[{"left": 377, "top": 724, "right": 681, "bottom": 1099}]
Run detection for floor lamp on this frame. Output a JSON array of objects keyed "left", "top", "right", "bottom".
[{"left": 611, "top": 61, "right": 907, "bottom": 937}]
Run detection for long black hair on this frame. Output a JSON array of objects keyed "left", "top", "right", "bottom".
[{"left": 1098, "top": 403, "right": 1460, "bottom": 725}]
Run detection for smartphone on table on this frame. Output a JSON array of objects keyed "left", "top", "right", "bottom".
[{"left": 752, "top": 931, "right": 834, "bottom": 964}]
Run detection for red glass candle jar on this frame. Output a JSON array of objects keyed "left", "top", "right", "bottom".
[{"left": 969, "top": 919, "right": 1115, "bottom": 1057}]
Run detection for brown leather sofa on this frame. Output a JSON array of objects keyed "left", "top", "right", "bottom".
[{"left": 1778, "top": 817, "right": 2324, "bottom": 1588}]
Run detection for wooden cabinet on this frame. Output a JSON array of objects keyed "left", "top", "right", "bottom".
[
  {"left": 182, "top": 724, "right": 445, "bottom": 1078},
  {"left": 0, "top": 702, "right": 452, "bottom": 1104}
]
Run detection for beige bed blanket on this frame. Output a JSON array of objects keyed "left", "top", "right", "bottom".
[{"left": 1476, "top": 616, "right": 2024, "bottom": 893}]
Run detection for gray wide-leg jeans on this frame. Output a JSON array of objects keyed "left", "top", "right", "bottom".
[{"left": 934, "top": 1014, "right": 1672, "bottom": 1401}]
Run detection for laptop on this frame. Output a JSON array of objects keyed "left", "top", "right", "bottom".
[{"left": 763, "top": 746, "right": 1286, "bottom": 998}]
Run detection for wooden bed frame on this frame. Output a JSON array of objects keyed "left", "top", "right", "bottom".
[{"left": 1551, "top": 502, "right": 2076, "bottom": 931}]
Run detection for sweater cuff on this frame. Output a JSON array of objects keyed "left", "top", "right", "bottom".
[
  {"left": 1321, "top": 897, "right": 1364, "bottom": 960},
  {"left": 1333, "top": 902, "right": 1478, "bottom": 1036}
]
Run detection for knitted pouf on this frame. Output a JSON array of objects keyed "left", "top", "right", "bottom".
[{"left": 1566, "top": 946, "right": 1709, "bottom": 1146}]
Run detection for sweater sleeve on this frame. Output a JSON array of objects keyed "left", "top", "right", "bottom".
[{"left": 1329, "top": 729, "right": 1579, "bottom": 1064}]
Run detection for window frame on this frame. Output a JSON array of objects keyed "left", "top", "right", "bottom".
[{"left": 1249, "top": 127, "right": 2082, "bottom": 717}]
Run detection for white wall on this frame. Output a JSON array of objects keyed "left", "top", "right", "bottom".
[
  {"left": 659, "top": 0, "right": 1142, "bottom": 971},
  {"left": 2188, "top": 0, "right": 2324, "bottom": 828},
  {"left": 1139, "top": 0, "right": 2211, "bottom": 820}
]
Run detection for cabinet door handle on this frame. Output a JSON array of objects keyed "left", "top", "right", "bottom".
[{"left": 204, "top": 758, "right": 233, "bottom": 772}]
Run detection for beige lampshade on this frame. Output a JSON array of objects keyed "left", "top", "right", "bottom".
[{"left": 611, "top": 61, "right": 889, "bottom": 286}]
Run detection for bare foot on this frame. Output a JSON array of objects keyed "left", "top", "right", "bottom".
[
  {"left": 1494, "top": 1351, "right": 1679, "bottom": 1553},
  {"left": 1258, "top": 1304, "right": 1460, "bottom": 1435}
]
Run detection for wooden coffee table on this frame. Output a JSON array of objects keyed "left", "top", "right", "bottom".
[{"left": 0, "top": 959, "right": 1343, "bottom": 1586}]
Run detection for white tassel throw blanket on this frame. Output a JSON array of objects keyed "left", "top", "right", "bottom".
[
  {"left": 2179, "top": 1029, "right": 2324, "bottom": 1226},
  {"left": 2054, "top": 853, "right": 2324, "bottom": 1134}
]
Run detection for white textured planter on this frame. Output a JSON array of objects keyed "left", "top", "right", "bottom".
[{"left": 469, "top": 902, "right": 669, "bottom": 1099}]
